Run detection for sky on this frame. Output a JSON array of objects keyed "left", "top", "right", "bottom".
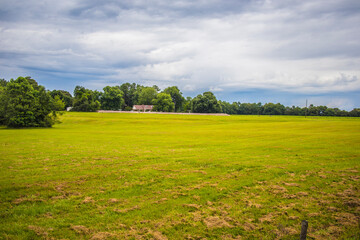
[{"left": 0, "top": 0, "right": 359, "bottom": 110}]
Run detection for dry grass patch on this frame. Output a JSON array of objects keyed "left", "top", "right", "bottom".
[
  {"left": 203, "top": 216, "right": 233, "bottom": 229},
  {"left": 28, "top": 225, "right": 49, "bottom": 238},
  {"left": 70, "top": 225, "right": 91, "bottom": 234}
]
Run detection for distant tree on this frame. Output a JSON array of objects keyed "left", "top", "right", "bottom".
[
  {"left": 191, "top": 91, "right": 222, "bottom": 113},
  {"left": 120, "top": 83, "right": 140, "bottom": 110},
  {"left": 308, "top": 104, "right": 318, "bottom": 116},
  {"left": 317, "top": 106, "right": 328, "bottom": 116},
  {"left": 0, "top": 77, "right": 61, "bottom": 127},
  {"left": 0, "top": 78, "right": 7, "bottom": 87},
  {"left": 152, "top": 93, "right": 174, "bottom": 112},
  {"left": 52, "top": 95, "right": 66, "bottom": 111},
  {"left": 307, "top": 104, "right": 329, "bottom": 116},
  {"left": 183, "top": 97, "right": 192, "bottom": 113},
  {"left": 219, "top": 101, "right": 233, "bottom": 114},
  {"left": 323, "top": 108, "right": 335, "bottom": 116},
  {"left": 100, "top": 86, "right": 124, "bottom": 110},
  {"left": 333, "top": 108, "right": 348, "bottom": 117},
  {"left": 163, "top": 86, "right": 185, "bottom": 112},
  {"left": 238, "top": 102, "right": 262, "bottom": 115},
  {"left": 349, "top": 108, "right": 360, "bottom": 117},
  {"left": 231, "top": 102, "right": 240, "bottom": 114},
  {"left": 152, "top": 85, "right": 161, "bottom": 92},
  {"left": 138, "top": 87, "right": 158, "bottom": 105},
  {"left": 263, "top": 103, "right": 285, "bottom": 115},
  {"left": 285, "top": 106, "right": 304, "bottom": 116},
  {"left": 50, "top": 90, "right": 73, "bottom": 109},
  {"left": 71, "top": 86, "right": 100, "bottom": 112},
  {"left": 0, "top": 80, "right": 8, "bottom": 125}
]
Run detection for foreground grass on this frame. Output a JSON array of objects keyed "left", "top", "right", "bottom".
[{"left": 0, "top": 113, "right": 359, "bottom": 239}]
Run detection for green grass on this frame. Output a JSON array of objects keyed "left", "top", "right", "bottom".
[{"left": 0, "top": 112, "right": 359, "bottom": 239}]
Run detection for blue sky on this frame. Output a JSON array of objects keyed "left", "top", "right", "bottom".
[{"left": 0, "top": 0, "right": 359, "bottom": 109}]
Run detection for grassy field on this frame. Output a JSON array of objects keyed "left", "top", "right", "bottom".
[{"left": 0, "top": 112, "right": 359, "bottom": 239}]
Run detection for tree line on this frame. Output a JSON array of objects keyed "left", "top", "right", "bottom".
[
  {"left": 65, "top": 82, "right": 360, "bottom": 117},
  {"left": 1, "top": 77, "right": 359, "bottom": 127}
]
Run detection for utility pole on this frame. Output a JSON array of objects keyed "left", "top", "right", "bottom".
[{"left": 305, "top": 99, "right": 308, "bottom": 118}]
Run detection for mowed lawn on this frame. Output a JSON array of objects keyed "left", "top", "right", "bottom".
[{"left": 0, "top": 112, "right": 359, "bottom": 239}]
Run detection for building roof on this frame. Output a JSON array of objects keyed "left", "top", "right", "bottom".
[{"left": 133, "top": 105, "right": 153, "bottom": 110}]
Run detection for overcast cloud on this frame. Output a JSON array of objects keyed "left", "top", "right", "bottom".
[{"left": 0, "top": 0, "right": 359, "bottom": 109}]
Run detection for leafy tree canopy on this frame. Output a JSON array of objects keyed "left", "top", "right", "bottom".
[
  {"left": 152, "top": 93, "right": 174, "bottom": 112},
  {"left": 100, "top": 86, "right": 124, "bottom": 110},
  {"left": 0, "top": 78, "right": 7, "bottom": 87},
  {"left": 163, "top": 86, "right": 185, "bottom": 112},
  {"left": 138, "top": 87, "right": 158, "bottom": 105},
  {"left": 50, "top": 90, "right": 73, "bottom": 109},
  {"left": 0, "top": 77, "right": 61, "bottom": 128},
  {"left": 71, "top": 86, "right": 100, "bottom": 112},
  {"left": 183, "top": 96, "right": 192, "bottom": 113},
  {"left": 119, "top": 83, "right": 139, "bottom": 109},
  {"left": 263, "top": 103, "right": 285, "bottom": 115},
  {"left": 191, "top": 91, "right": 222, "bottom": 113}
]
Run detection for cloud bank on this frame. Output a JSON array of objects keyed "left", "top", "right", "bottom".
[{"left": 0, "top": 0, "right": 359, "bottom": 109}]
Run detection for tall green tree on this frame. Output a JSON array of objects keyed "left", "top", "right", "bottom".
[
  {"left": 138, "top": 87, "right": 158, "bottom": 105},
  {"left": 120, "top": 83, "right": 139, "bottom": 110},
  {"left": 163, "top": 86, "right": 185, "bottom": 112},
  {"left": 152, "top": 93, "right": 174, "bottom": 112},
  {"left": 238, "top": 102, "right": 262, "bottom": 115},
  {"left": 71, "top": 86, "right": 101, "bottom": 112},
  {"left": 152, "top": 85, "right": 160, "bottom": 92},
  {"left": 191, "top": 91, "right": 222, "bottom": 113},
  {"left": 0, "top": 79, "right": 8, "bottom": 125},
  {"left": 0, "top": 78, "right": 7, "bottom": 88},
  {"left": 50, "top": 90, "right": 73, "bottom": 109},
  {"left": 0, "top": 77, "right": 60, "bottom": 127},
  {"left": 183, "top": 97, "right": 192, "bottom": 113},
  {"left": 349, "top": 108, "right": 360, "bottom": 117},
  {"left": 219, "top": 101, "right": 233, "bottom": 114},
  {"left": 100, "top": 86, "right": 124, "bottom": 110},
  {"left": 263, "top": 103, "right": 285, "bottom": 115},
  {"left": 285, "top": 106, "right": 304, "bottom": 116}
]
